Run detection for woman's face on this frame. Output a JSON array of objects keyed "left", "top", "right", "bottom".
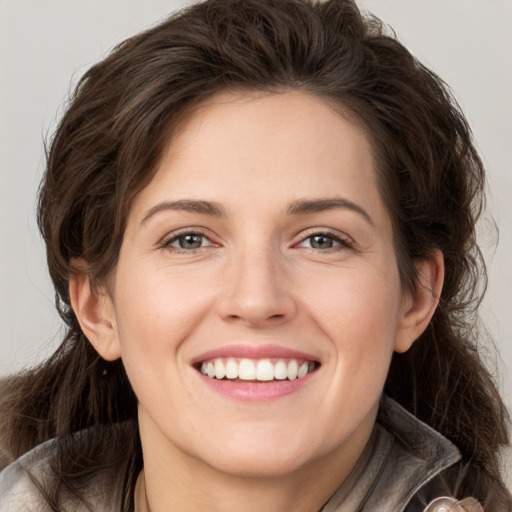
[{"left": 101, "top": 91, "right": 418, "bottom": 477}]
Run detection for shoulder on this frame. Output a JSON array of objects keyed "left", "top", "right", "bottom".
[
  {"left": 0, "top": 439, "right": 56, "bottom": 511},
  {"left": 0, "top": 428, "right": 130, "bottom": 511},
  {"left": 376, "top": 396, "right": 509, "bottom": 512}
]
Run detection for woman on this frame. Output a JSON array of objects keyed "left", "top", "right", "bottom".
[{"left": 0, "top": 0, "right": 510, "bottom": 510}]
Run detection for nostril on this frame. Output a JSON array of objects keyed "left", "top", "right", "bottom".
[{"left": 222, "top": 311, "right": 286, "bottom": 323}]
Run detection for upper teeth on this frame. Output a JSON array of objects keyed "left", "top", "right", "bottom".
[{"left": 200, "top": 358, "right": 315, "bottom": 381}]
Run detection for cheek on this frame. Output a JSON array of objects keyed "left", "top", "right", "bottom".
[
  {"left": 110, "top": 269, "right": 212, "bottom": 419},
  {"left": 303, "top": 266, "right": 402, "bottom": 343},
  {"left": 112, "top": 263, "right": 215, "bottom": 362},
  {"left": 298, "top": 262, "right": 403, "bottom": 400}
]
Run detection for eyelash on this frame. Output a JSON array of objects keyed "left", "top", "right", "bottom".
[
  {"left": 159, "top": 230, "right": 217, "bottom": 253},
  {"left": 159, "top": 228, "right": 354, "bottom": 253},
  {"left": 295, "top": 229, "right": 354, "bottom": 251}
]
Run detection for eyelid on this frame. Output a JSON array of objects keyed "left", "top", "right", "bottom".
[
  {"left": 158, "top": 227, "right": 219, "bottom": 251},
  {"left": 157, "top": 226, "right": 355, "bottom": 252},
  {"left": 294, "top": 228, "right": 355, "bottom": 250}
]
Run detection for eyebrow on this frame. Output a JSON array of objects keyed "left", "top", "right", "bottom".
[
  {"left": 286, "top": 197, "right": 374, "bottom": 226},
  {"left": 141, "top": 200, "right": 226, "bottom": 224},
  {"left": 141, "top": 197, "right": 373, "bottom": 226}
]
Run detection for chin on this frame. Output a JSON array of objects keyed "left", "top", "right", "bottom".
[
  {"left": 194, "top": 428, "right": 327, "bottom": 479},
  {"left": 204, "top": 450, "right": 314, "bottom": 479}
]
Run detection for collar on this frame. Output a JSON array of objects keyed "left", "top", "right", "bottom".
[
  {"left": 2, "top": 396, "right": 461, "bottom": 511},
  {"left": 322, "top": 395, "right": 461, "bottom": 512}
]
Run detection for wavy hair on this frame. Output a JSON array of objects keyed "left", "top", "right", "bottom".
[{"left": 1, "top": 0, "right": 510, "bottom": 509}]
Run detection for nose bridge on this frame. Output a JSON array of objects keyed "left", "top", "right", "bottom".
[
  {"left": 237, "top": 244, "right": 278, "bottom": 294},
  {"left": 218, "top": 235, "right": 295, "bottom": 325}
]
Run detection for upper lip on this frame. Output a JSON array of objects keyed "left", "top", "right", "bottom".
[{"left": 191, "top": 344, "right": 320, "bottom": 365}]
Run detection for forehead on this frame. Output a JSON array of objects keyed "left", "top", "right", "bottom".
[
  {"left": 126, "top": 91, "right": 386, "bottom": 228},
  {"left": 168, "top": 90, "right": 373, "bottom": 159}
]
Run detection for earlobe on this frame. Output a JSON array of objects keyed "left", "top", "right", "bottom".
[
  {"left": 394, "top": 250, "right": 444, "bottom": 353},
  {"left": 68, "top": 261, "right": 121, "bottom": 361}
]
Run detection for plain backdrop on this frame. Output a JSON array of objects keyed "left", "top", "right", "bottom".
[{"left": 1, "top": 0, "right": 511, "bottom": 487}]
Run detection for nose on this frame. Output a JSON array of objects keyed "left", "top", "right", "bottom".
[{"left": 216, "top": 246, "right": 297, "bottom": 327}]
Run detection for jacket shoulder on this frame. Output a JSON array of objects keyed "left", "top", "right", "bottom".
[
  {"left": 405, "top": 462, "right": 511, "bottom": 512},
  {"left": 0, "top": 439, "right": 56, "bottom": 511},
  {"left": 378, "top": 397, "right": 510, "bottom": 511}
]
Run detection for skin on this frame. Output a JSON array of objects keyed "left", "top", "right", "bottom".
[{"left": 70, "top": 91, "right": 443, "bottom": 512}]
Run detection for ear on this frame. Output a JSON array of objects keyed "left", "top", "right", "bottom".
[
  {"left": 394, "top": 249, "right": 444, "bottom": 353},
  {"left": 68, "top": 261, "right": 122, "bottom": 361}
]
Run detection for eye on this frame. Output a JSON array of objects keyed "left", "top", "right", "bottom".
[
  {"left": 163, "top": 232, "right": 215, "bottom": 250},
  {"left": 296, "top": 232, "right": 352, "bottom": 250}
]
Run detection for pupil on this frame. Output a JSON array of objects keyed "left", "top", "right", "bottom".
[
  {"left": 311, "top": 235, "right": 333, "bottom": 249},
  {"left": 180, "top": 234, "right": 202, "bottom": 249}
]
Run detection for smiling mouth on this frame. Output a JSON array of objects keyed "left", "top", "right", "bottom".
[{"left": 196, "top": 358, "right": 319, "bottom": 382}]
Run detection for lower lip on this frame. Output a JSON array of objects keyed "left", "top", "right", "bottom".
[{"left": 197, "top": 372, "right": 316, "bottom": 401}]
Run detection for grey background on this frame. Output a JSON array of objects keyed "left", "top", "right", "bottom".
[{"left": 1, "top": 0, "right": 510, "bottom": 487}]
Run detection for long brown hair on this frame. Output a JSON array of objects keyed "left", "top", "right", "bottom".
[{"left": 1, "top": 0, "right": 510, "bottom": 509}]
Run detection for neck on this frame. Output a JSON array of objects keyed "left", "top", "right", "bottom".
[
  {"left": 136, "top": 424, "right": 375, "bottom": 512},
  {"left": 135, "top": 398, "right": 378, "bottom": 512},
  {"left": 136, "top": 460, "right": 358, "bottom": 512}
]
